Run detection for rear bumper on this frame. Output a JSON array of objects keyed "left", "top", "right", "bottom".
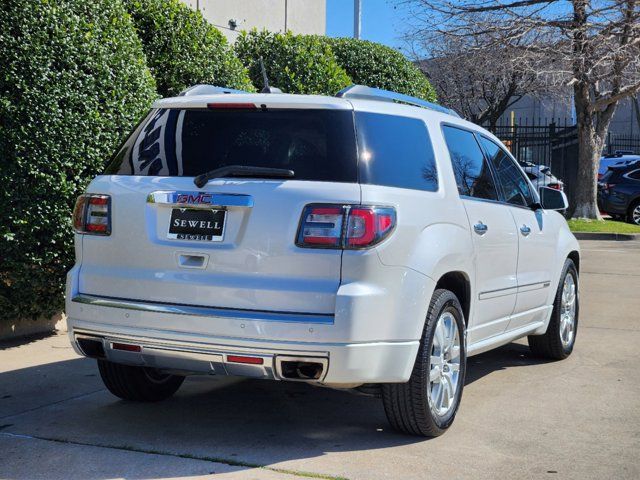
[
  {"left": 65, "top": 251, "right": 432, "bottom": 385},
  {"left": 67, "top": 321, "right": 419, "bottom": 385},
  {"left": 598, "top": 192, "right": 628, "bottom": 215}
]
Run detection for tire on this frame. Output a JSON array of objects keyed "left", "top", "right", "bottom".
[
  {"left": 98, "top": 360, "right": 185, "bottom": 402},
  {"left": 382, "top": 289, "right": 466, "bottom": 437},
  {"left": 627, "top": 200, "right": 640, "bottom": 225},
  {"left": 528, "top": 259, "right": 578, "bottom": 360}
]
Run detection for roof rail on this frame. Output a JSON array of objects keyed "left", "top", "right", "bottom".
[
  {"left": 336, "top": 85, "right": 460, "bottom": 117},
  {"left": 178, "top": 84, "right": 251, "bottom": 97}
]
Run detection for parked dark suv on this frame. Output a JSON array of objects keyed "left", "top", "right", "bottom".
[{"left": 598, "top": 160, "right": 640, "bottom": 225}]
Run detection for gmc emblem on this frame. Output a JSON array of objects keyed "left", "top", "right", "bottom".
[{"left": 176, "top": 193, "right": 213, "bottom": 205}]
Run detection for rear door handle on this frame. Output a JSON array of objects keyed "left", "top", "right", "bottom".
[
  {"left": 520, "top": 225, "right": 532, "bottom": 236},
  {"left": 473, "top": 222, "right": 488, "bottom": 236}
]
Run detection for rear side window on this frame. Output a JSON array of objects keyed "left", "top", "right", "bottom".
[
  {"left": 355, "top": 112, "right": 438, "bottom": 192},
  {"left": 105, "top": 108, "right": 358, "bottom": 182},
  {"left": 441, "top": 125, "right": 498, "bottom": 200},
  {"left": 479, "top": 136, "right": 535, "bottom": 207},
  {"left": 627, "top": 169, "right": 640, "bottom": 180}
]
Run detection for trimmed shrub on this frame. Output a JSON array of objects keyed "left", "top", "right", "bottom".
[
  {"left": 126, "top": 0, "right": 254, "bottom": 97},
  {"left": 0, "top": 0, "right": 157, "bottom": 320},
  {"left": 235, "top": 30, "right": 351, "bottom": 95},
  {"left": 323, "top": 37, "right": 437, "bottom": 102}
]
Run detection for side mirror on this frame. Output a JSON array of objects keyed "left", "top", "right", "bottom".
[{"left": 539, "top": 186, "right": 568, "bottom": 211}]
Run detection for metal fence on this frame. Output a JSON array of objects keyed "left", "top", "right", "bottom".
[
  {"left": 490, "top": 118, "right": 640, "bottom": 205},
  {"left": 605, "top": 132, "right": 640, "bottom": 155},
  {"left": 491, "top": 119, "right": 577, "bottom": 199}
]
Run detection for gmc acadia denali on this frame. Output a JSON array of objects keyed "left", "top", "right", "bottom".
[{"left": 67, "top": 85, "right": 579, "bottom": 436}]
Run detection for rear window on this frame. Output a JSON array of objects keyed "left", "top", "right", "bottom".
[
  {"left": 105, "top": 108, "right": 358, "bottom": 182},
  {"left": 600, "top": 170, "right": 614, "bottom": 182},
  {"left": 355, "top": 112, "right": 438, "bottom": 192}
]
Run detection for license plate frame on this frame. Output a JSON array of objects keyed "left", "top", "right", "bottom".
[{"left": 167, "top": 208, "right": 226, "bottom": 242}]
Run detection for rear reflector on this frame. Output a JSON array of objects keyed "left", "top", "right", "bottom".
[
  {"left": 73, "top": 194, "right": 111, "bottom": 235},
  {"left": 227, "top": 355, "right": 264, "bottom": 365},
  {"left": 112, "top": 343, "right": 142, "bottom": 352},
  {"left": 297, "top": 204, "right": 396, "bottom": 249}
]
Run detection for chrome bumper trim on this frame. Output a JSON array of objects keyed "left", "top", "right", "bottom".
[
  {"left": 72, "top": 294, "right": 334, "bottom": 324},
  {"left": 73, "top": 329, "right": 329, "bottom": 381}
]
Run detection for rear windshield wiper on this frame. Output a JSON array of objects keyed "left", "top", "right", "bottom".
[{"left": 194, "top": 165, "right": 294, "bottom": 188}]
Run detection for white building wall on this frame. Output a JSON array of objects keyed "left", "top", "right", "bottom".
[{"left": 181, "top": 0, "right": 326, "bottom": 42}]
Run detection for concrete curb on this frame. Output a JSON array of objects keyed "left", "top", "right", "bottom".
[
  {"left": 0, "top": 313, "right": 67, "bottom": 341},
  {"left": 573, "top": 231, "right": 640, "bottom": 241}
]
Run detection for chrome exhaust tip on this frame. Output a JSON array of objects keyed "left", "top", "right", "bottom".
[{"left": 275, "top": 356, "right": 328, "bottom": 382}]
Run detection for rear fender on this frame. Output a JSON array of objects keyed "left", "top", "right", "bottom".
[{"left": 376, "top": 221, "right": 475, "bottom": 328}]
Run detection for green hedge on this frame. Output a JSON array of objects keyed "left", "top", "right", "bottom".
[
  {"left": 126, "top": 0, "right": 254, "bottom": 97},
  {"left": 0, "top": 0, "right": 157, "bottom": 320},
  {"left": 235, "top": 30, "right": 351, "bottom": 95},
  {"left": 324, "top": 37, "right": 437, "bottom": 101}
]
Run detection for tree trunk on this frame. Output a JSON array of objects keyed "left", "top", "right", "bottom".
[
  {"left": 571, "top": 85, "right": 603, "bottom": 219},
  {"left": 572, "top": 121, "right": 602, "bottom": 219},
  {"left": 571, "top": 84, "right": 619, "bottom": 219}
]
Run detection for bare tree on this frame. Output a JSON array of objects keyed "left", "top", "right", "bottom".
[
  {"left": 400, "top": 0, "right": 640, "bottom": 219},
  {"left": 415, "top": 35, "right": 549, "bottom": 130}
]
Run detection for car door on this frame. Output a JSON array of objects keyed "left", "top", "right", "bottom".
[
  {"left": 479, "top": 136, "right": 557, "bottom": 331},
  {"left": 442, "top": 126, "right": 519, "bottom": 345}
]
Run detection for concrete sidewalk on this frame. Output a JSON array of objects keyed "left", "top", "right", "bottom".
[{"left": 1, "top": 240, "right": 639, "bottom": 479}]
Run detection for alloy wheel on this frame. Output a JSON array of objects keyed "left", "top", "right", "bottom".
[
  {"left": 560, "top": 274, "right": 577, "bottom": 348},
  {"left": 632, "top": 204, "right": 640, "bottom": 225},
  {"left": 428, "top": 311, "right": 461, "bottom": 416}
]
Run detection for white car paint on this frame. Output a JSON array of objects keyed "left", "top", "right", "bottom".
[{"left": 66, "top": 91, "right": 580, "bottom": 387}]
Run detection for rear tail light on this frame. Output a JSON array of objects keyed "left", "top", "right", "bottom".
[
  {"left": 547, "top": 183, "right": 563, "bottom": 191},
  {"left": 297, "top": 204, "right": 396, "bottom": 249},
  {"left": 73, "top": 194, "right": 111, "bottom": 235}
]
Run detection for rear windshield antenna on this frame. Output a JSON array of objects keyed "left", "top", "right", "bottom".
[{"left": 259, "top": 57, "right": 282, "bottom": 94}]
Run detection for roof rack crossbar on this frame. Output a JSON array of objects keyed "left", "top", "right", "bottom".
[
  {"left": 336, "top": 85, "right": 460, "bottom": 117},
  {"left": 178, "top": 84, "right": 251, "bottom": 97}
]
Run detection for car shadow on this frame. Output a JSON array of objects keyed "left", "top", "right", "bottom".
[
  {"left": 465, "top": 341, "right": 554, "bottom": 385},
  {"left": 0, "top": 341, "right": 552, "bottom": 480}
]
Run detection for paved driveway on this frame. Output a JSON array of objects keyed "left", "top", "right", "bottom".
[{"left": 1, "top": 240, "right": 639, "bottom": 480}]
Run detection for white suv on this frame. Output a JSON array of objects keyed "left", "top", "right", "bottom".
[{"left": 66, "top": 85, "right": 580, "bottom": 437}]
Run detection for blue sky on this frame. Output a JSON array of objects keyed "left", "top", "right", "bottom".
[{"left": 326, "top": 0, "right": 407, "bottom": 51}]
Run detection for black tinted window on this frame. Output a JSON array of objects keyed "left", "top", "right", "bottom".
[
  {"left": 628, "top": 169, "right": 640, "bottom": 180},
  {"left": 355, "top": 112, "right": 438, "bottom": 192},
  {"left": 600, "top": 170, "right": 613, "bottom": 182},
  {"left": 480, "top": 136, "right": 534, "bottom": 207},
  {"left": 105, "top": 108, "right": 358, "bottom": 182},
  {"left": 441, "top": 126, "right": 498, "bottom": 200}
]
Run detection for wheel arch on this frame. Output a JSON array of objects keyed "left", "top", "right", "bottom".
[
  {"left": 627, "top": 195, "right": 640, "bottom": 219},
  {"left": 567, "top": 250, "right": 580, "bottom": 273},
  {"left": 434, "top": 271, "right": 471, "bottom": 326}
]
